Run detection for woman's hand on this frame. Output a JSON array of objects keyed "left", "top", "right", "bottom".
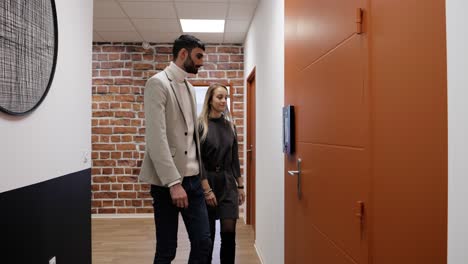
[
  {"left": 238, "top": 189, "right": 245, "bottom": 205},
  {"left": 205, "top": 191, "right": 218, "bottom": 207}
]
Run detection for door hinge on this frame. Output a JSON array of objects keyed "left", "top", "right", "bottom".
[
  {"left": 355, "top": 201, "right": 364, "bottom": 222},
  {"left": 356, "top": 8, "right": 363, "bottom": 34}
]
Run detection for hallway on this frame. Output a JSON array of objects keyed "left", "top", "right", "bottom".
[{"left": 92, "top": 217, "right": 261, "bottom": 264}]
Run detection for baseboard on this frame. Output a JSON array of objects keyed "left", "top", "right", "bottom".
[
  {"left": 92, "top": 213, "right": 154, "bottom": 219},
  {"left": 254, "top": 243, "right": 265, "bottom": 264}
]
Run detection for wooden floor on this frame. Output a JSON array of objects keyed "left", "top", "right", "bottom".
[{"left": 92, "top": 217, "right": 261, "bottom": 264}]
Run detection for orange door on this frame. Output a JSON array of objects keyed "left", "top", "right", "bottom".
[
  {"left": 285, "top": 0, "right": 448, "bottom": 263},
  {"left": 285, "top": 0, "right": 370, "bottom": 263}
]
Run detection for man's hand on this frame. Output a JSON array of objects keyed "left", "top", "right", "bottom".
[{"left": 169, "top": 183, "right": 188, "bottom": 208}]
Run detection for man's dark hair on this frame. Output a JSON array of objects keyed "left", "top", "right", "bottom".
[{"left": 172, "top": 35, "right": 205, "bottom": 60}]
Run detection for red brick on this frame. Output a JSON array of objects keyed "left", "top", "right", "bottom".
[
  {"left": 114, "top": 200, "right": 125, "bottom": 207},
  {"left": 102, "top": 168, "right": 113, "bottom": 174},
  {"left": 196, "top": 72, "right": 208, "bottom": 78},
  {"left": 134, "top": 80, "right": 146, "bottom": 86},
  {"left": 115, "top": 111, "right": 135, "bottom": 118},
  {"left": 99, "top": 119, "right": 110, "bottom": 126},
  {"left": 98, "top": 103, "right": 110, "bottom": 109},
  {"left": 217, "top": 47, "right": 241, "bottom": 53},
  {"left": 93, "top": 78, "right": 113, "bottom": 85},
  {"left": 117, "top": 144, "right": 136, "bottom": 151},
  {"left": 115, "top": 95, "right": 135, "bottom": 102},
  {"left": 143, "top": 55, "right": 154, "bottom": 61},
  {"left": 112, "top": 184, "right": 123, "bottom": 191},
  {"left": 94, "top": 192, "right": 117, "bottom": 199},
  {"left": 102, "top": 200, "right": 113, "bottom": 207},
  {"left": 217, "top": 63, "right": 240, "bottom": 70},
  {"left": 93, "top": 160, "right": 117, "bottom": 166},
  {"left": 92, "top": 111, "right": 113, "bottom": 118},
  {"left": 93, "top": 176, "right": 113, "bottom": 183},
  {"left": 109, "top": 54, "right": 120, "bottom": 61},
  {"left": 111, "top": 70, "right": 121, "bottom": 76},
  {"left": 230, "top": 55, "right": 243, "bottom": 62},
  {"left": 109, "top": 86, "right": 119, "bottom": 93},
  {"left": 121, "top": 103, "right": 132, "bottom": 110},
  {"left": 118, "top": 208, "right": 136, "bottom": 214},
  {"left": 117, "top": 176, "right": 138, "bottom": 183},
  {"left": 209, "top": 71, "right": 226, "bottom": 78},
  {"left": 156, "top": 46, "right": 172, "bottom": 54},
  {"left": 97, "top": 54, "right": 108, "bottom": 61},
  {"left": 92, "top": 127, "right": 112, "bottom": 135},
  {"left": 131, "top": 200, "right": 142, "bottom": 207},
  {"left": 93, "top": 95, "right": 114, "bottom": 101},
  {"left": 115, "top": 78, "right": 133, "bottom": 85},
  {"left": 136, "top": 208, "right": 154, "bottom": 214},
  {"left": 132, "top": 54, "right": 142, "bottom": 61},
  {"left": 114, "top": 127, "right": 137, "bottom": 134},
  {"left": 219, "top": 55, "right": 229, "bottom": 62},
  {"left": 101, "top": 62, "right": 124, "bottom": 69},
  {"left": 138, "top": 192, "right": 152, "bottom": 199},
  {"left": 111, "top": 119, "right": 131, "bottom": 126},
  {"left": 103, "top": 46, "right": 126, "bottom": 52},
  {"left": 123, "top": 184, "right": 134, "bottom": 191},
  {"left": 111, "top": 152, "right": 122, "bottom": 159},
  {"left": 155, "top": 55, "right": 169, "bottom": 61},
  {"left": 118, "top": 192, "right": 137, "bottom": 199},
  {"left": 133, "top": 63, "right": 153, "bottom": 70},
  {"left": 98, "top": 208, "right": 116, "bottom": 214},
  {"left": 121, "top": 135, "right": 132, "bottom": 142},
  {"left": 118, "top": 159, "right": 136, "bottom": 166},
  {"left": 202, "top": 63, "right": 216, "bottom": 70},
  {"left": 227, "top": 71, "right": 237, "bottom": 78},
  {"left": 126, "top": 46, "right": 145, "bottom": 53}
]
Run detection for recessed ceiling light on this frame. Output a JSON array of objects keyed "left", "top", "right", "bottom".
[{"left": 180, "top": 19, "right": 225, "bottom": 33}]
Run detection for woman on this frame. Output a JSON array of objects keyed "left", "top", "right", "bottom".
[{"left": 198, "top": 83, "right": 245, "bottom": 264}]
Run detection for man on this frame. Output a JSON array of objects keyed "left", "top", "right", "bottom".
[{"left": 139, "top": 35, "right": 211, "bottom": 264}]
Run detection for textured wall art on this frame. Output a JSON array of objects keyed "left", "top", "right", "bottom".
[{"left": 0, "top": 0, "right": 58, "bottom": 115}]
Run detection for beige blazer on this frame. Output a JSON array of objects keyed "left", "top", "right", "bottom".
[{"left": 139, "top": 68, "right": 203, "bottom": 187}]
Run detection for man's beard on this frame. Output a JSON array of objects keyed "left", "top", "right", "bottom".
[{"left": 183, "top": 55, "right": 199, "bottom": 74}]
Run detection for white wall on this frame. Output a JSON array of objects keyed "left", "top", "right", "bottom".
[
  {"left": 446, "top": 1, "right": 468, "bottom": 263},
  {"left": 0, "top": 0, "right": 93, "bottom": 193},
  {"left": 244, "top": 0, "right": 284, "bottom": 263}
]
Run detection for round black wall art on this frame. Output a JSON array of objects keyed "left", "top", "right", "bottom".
[{"left": 0, "top": 0, "right": 58, "bottom": 115}]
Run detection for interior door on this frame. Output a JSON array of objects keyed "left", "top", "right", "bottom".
[
  {"left": 285, "top": 0, "right": 370, "bottom": 263},
  {"left": 246, "top": 68, "right": 256, "bottom": 233}
]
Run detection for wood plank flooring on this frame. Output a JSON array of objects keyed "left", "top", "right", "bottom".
[{"left": 92, "top": 217, "right": 261, "bottom": 264}]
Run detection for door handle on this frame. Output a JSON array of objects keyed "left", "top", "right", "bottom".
[
  {"left": 246, "top": 144, "right": 253, "bottom": 152},
  {"left": 287, "top": 158, "right": 302, "bottom": 199}
]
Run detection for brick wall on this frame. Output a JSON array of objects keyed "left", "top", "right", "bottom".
[{"left": 91, "top": 43, "right": 245, "bottom": 215}]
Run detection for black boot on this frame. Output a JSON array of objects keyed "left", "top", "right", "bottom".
[{"left": 220, "top": 232, "right": 236, "bottom": 264}]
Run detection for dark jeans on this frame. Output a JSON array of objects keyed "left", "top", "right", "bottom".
[{"left": 151, "top": 176, "right": 212, "bottom": 264}]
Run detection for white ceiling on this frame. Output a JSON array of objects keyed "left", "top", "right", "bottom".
[{"left": 93, "top": 0, "right": 259, "bottom": 44}]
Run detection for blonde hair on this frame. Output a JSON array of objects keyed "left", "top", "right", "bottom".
[{"left": 198, "top": 83, "right": 235, "bottom": 142}]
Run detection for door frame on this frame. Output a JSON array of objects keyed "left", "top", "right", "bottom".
[{"left": 246, "top": 67, "right": 256, "bottom": 233}]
